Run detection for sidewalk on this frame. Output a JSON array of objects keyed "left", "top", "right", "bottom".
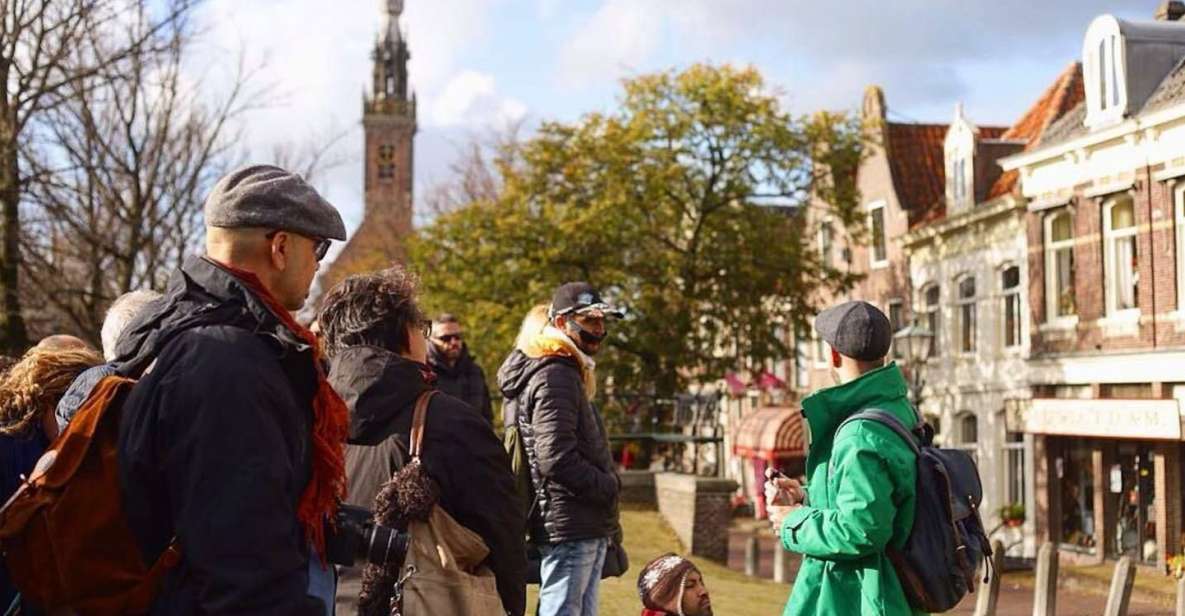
[{"left": 726, "top": 524, "right": 1174, "bottom": 615}]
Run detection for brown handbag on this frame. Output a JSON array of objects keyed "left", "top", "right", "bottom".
[
  {"left": 0, "top": 376, "right": 179, "bottom": 615},
  {"left": 393, "top": 391, "right": 506, "bottom": 615}
]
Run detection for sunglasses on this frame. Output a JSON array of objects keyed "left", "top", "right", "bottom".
[
  {"left": 435, "top": 334, "right": 463, "bottom": 343},
  {"left": 265, "top": 230, "right": 331, "bottom": 262}
]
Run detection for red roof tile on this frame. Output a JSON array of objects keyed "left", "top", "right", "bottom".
[
  {"left": 987, "top": 62, "right": 1084, "bottom": 199},
  {"left": 885, "top": 122, "right": 949, "bottom": 222}
]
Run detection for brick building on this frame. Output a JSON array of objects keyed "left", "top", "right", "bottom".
[
  {"left": 902, "top": 64, "right": 1083, "bottom": 559},
  {"left": 793, "top": 86, "right": 958, "bottom": 393},
  {"left": 999, "top": 3, "right": 1185, "bottom": 568},
  {"left": 319, "top": 0, "right": 417, "bottom": 294}
]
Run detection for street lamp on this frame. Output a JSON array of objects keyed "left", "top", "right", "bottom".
[{"left": 893, "top": 319, "right": 933, "bottom": 406}]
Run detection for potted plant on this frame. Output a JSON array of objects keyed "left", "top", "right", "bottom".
[
  {"left": 999, "top": 503, "right": 1025, "bottom": 527},
  {"left": 1168, "top": 554, "right": 1185, "bottom": 578}
]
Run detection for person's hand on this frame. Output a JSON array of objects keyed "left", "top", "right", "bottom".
[
  {"left": 767, "top": 502, "right": 801, "bottom": 529},
  {"left": 763, "top": 470, "right": 804, "bottom": 507}
]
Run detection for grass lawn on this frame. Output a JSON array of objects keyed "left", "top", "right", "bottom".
[{"left": 527, "top": 504, "right": 791, "bottom": 615}]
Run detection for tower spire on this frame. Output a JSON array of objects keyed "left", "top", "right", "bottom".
[{"left": 369, "top": 0, "right": 411, "bottom": 108}]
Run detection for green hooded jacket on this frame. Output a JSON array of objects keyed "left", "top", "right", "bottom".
[{"left": 779, "top": 363, "right": 926, "bottom": 616}]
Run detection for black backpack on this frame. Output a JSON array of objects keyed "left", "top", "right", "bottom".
[{"left": 838, "top": 409, "right": 992, "bottom": 613}]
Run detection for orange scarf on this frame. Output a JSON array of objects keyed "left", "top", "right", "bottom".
[{"left": 216, "top": 260, "right": 348, "bottom": 562}]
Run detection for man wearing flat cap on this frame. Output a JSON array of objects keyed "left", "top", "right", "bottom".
[
  {"left": 115, "top": 165, "right": 349, "bottom": 614},
  {"left": 765, "top": 300, "right": 924, "bottom": 616},
  {"left": 498, "top": 282, "right": 626, "bottom": 616}
]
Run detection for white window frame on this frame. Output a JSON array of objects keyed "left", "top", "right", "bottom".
[
  {"left": 1002, "top": 429, "right": 1027, "bottom": 514},
  {"left": 1103, "top": 195, "right": 1139, "bottom": 319},
  {"left": 1043, "top": 210, "right": 1078, "bottom": 327},
  {"left": 867, "top": 201, "right": 889, "bottom": 269},
  {"left": 818, "top": 220, "right": 834, "bottom": 267},
  {"left": 812, "top": 328, "right": 828, "bottom": 368},
  {"left": 954, "top": 412, "right": 979, "bottom": 464},
  {"left": 1001, "top": 264, "right": 1022, "bottom": 350},
  {"left": 921, "top": 283, "right": 940, "bottom": 358},
  {"left": 1175, "top": 183, "right": 1185, "bottom": 313},
  {"left": 1084, "top": 18, "right": 1127, "bottom": 129},
  {"left": 794, "top": 330, "right": 810, "bottom": 389},
  {"left": 956, "top": 274, "right": 977, "bottom": 355},
  {"left": 887, "top": 298, "right": 904, "bottom": 360}
]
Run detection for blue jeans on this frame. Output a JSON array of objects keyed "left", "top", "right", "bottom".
[{"left": 537, "top": 537, "right": 609, "bottom": 616}]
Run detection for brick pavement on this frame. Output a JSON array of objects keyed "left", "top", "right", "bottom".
[{"left": 726, "top": 528, "right": 1174, "bottom": 615}]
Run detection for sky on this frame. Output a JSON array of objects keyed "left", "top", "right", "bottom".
[{"left": 187, "top": 0, "right": 1155, "bottom": 247}]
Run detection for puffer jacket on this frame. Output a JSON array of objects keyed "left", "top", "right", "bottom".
[{"left": 497, "top": 326, "right": 618, "bottom": 544}]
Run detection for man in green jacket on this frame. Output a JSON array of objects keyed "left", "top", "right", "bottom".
[{"left": 767, "top": 300, "right": 925, "bottom": 616}]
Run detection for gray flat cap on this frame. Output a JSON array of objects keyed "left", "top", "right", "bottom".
[
  {"left": 204, "top": 164, "right": 347, "bottom": 241},
  {"left": 814, "top": 300, "right": 892, "bottom": 361}
]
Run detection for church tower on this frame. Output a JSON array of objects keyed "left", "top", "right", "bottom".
[
  {"left": 364, "top": 0, "right": 415, "bottom": 240},
  {"left": 320, "top": 0, "right": 416, "bottom": 291}
]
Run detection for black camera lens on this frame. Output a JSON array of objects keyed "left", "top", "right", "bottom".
[{"left": 326, "top": 504, "right": 409, "bottom": 568}]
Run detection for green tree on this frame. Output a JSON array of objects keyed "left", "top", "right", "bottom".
[{"left": 409, "top": 64, "right": 863, "bottom": 399}]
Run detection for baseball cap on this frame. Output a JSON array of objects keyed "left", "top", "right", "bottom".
[
  {"left": 204, "top": 164, "right": 347, "bottom": 241},
  {"left": 814, "top": 300, "right": 893, "bottom": 361},
  {"left": 549, "top": 282, "right": 625, "bottom": 318}
]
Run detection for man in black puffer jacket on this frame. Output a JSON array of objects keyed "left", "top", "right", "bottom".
[
  {"left": 320, "top": 267, "right": 526, "bottom": 616},
  {"left": 498, "top": 282, "right": 623, "bottom": 616}
]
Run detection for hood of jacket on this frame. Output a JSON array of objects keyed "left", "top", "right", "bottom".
[
  {"left": 497, "top": 325, "right": 597, "bottom": 401},
  {"left": 328, "top": 345, "right": 432, "bottom": 446},
  {"left": 800, "top": 362, "right": 913, "bottom": 452}
]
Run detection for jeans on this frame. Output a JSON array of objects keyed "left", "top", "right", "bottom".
[{"left": 537, "top": 537, "right": 609, "bottom": 616}]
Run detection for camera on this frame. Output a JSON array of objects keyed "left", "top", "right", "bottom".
[{"left": 325, "top": 503, "right": 409, "bottom": 568}]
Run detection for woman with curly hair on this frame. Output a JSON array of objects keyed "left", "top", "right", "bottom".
[
  {"left": 0, "top": 345, "right": 102, "bottom": 501},
  {"left": 0, "top": 344, "right": 101, "bottom": 611}
]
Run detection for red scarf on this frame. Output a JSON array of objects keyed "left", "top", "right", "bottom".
[{"left": 216, "top": 260, "right": 348, "bottom": 562}]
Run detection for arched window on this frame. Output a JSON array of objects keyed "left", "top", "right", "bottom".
[
  {"left": 956, "top": 275, "right": 977, "bottom": 354},
  {"left": 921, "top": 284, "right": 940, "bottom": 358},
  {"left": 955, "top": 412, "right": 978, "bottom": 463},
  {"left": 1001, "top": 265, "right": 1022, "bottom": 348}
]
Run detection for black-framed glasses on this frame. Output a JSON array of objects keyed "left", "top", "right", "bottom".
[
  {"left": 435, "top": 333, "right": 463, "bottom": 343},
  {"left": 265, "top": 230, "right": 331, "bottom": 262}
]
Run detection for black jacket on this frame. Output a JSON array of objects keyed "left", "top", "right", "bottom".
[
  {"left": 498, "top": 349, "right": 618, "bottom": 545},
  {"left": 428, "top": 344, "right": 493, "bottom": 424},
  {"left": 329, "top": 346, "right": 526, "bottom": 616},
  {"left": 116, "top": 256, "right": 326, "bottom": 616}
]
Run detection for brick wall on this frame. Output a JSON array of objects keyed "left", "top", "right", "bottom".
[
  {"left": 1028, "top": 166, "right": 1185, "bottom": 356},
  {"left": 619, "top": 470, "right": 657, "bottom": 507},
  {"left": 654, "top": 473, "right": 739, "bottom": 562}
]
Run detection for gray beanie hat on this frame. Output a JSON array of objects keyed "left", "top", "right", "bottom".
[{"left": 204, "top": 164, "right": 347, "bottom": 241}]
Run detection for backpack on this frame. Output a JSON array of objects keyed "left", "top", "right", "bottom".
[
  {"left": 0, "top": 375, "right": 179, "bottom": 615},
  {"left": 838, "top": 409, "right": 992, "bottom": 613},
  {"left": 502, "top": 422, "right": 534, "bottom": 520}
]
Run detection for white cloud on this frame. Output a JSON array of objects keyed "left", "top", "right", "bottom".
[
  {"left": 557, "top": 1, "right": 664, "bottom": 89},
  {"left": 432, "top": 70, "right": 527, "bottom": 127}
]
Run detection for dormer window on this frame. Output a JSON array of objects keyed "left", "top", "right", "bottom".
[
  {"left": 945, "top": 103, "right": 975, "bottom": 210},
  {"left": 1084, "top": 15, "right": 1127, "bottom": 129}
]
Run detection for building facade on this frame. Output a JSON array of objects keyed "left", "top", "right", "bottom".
[
  {"left": 1000, "top": 4, "right": 1185, "bottom": 568},
  {"left": 320, "top": 0, "right": 417, "bottom": 293},
  {"left": 902, "top": 64, "right": 1083, "bottom": 558}
]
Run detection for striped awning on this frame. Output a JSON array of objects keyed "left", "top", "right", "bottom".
[{"left": 733, "top": 406, "right": 806, "bottom": 461}]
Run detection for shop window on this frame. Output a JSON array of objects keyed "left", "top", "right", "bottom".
[
  {"left": 1110, "top": 443, "right": 1157, "bottom": 563},
  {"left": 1104, "top": 197, "right": 1138, "bottom": 315},
  {"left": 922, "top": 284, "right": 940, "bottom": 358},
  {"left": 956, "top": 275, "right": 977, "bottom": 354},
  {"left": 1045, "top": 210, "right": 1076, "bottom": 320},
  {"left": 1059, "top": 444, "right": 1097, "bottom": 553},
  {"left": 1001, "top": 265, "right": 1021, "bottom": 348}
]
